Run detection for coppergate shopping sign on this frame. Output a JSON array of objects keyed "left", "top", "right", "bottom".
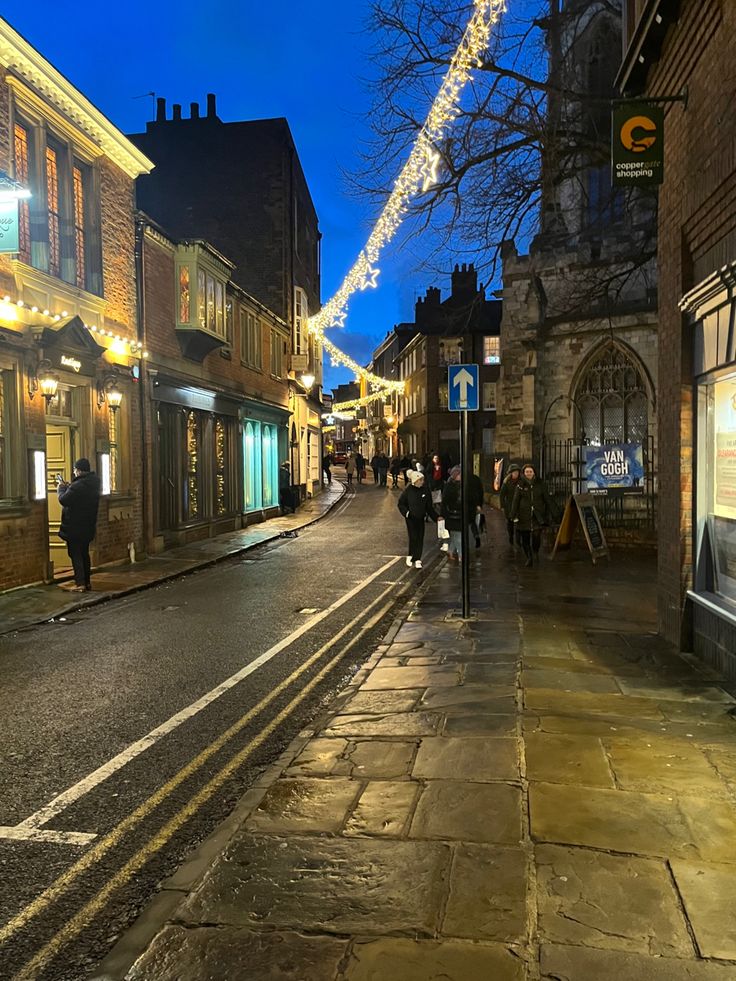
[{"left": 611, "top": 102, "right": 664, "bottom": 187}]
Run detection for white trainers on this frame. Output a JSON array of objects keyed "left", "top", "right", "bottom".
[
  {"left": 406, "top": 556, "right": 413, "bottom": 566},
  {"left": 414, "top": 560, "right": 423, "bottom": 569}
]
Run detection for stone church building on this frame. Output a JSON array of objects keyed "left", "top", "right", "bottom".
[{"left": 496, "top": 0, "right": 658, "bottom": 537}]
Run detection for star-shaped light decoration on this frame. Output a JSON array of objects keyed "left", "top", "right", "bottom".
[
  {"left": 330, "top": 311, "right": 347, "bottom": 328},
  {"left": 360, "top": 264, "right": 381, "bottom": 291},
  {"left": 420, "top": 147, "right": 441, "bottom": 192}
]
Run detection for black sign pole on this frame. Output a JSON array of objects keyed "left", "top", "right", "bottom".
[{"left": 460, "top": 408, "right": 470, "bottom": 619}]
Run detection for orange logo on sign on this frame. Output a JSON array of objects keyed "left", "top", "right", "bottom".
[{"left": 620, "top": 115, "right": 658, "bottom": 154}]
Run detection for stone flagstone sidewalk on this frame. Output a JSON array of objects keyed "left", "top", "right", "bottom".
[{"left": 108, "top": 520, "right": 736, "bottom": 981}]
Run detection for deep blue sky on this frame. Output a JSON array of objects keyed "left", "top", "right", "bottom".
[{"left": 8, "top": 2, "right": 445, "bottom": 392}]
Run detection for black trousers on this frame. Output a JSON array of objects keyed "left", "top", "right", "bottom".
[
  {"left": 406, "top": 516, "right": 426, "bottom": 561},
  {"left": 506, "top": 519, "right": 517, "bottom": 544},
  {"left": 373, "top": 468, "right": 379, "bottom": 484},
  {"left": 518, "top": 528, "right": 541, "bottom": 557},
  {"left": 323, "top": 468, "right": 331, "bottom": 484},
  {"left": 67, "top": 539, "right": 91, "bottom": 587}
]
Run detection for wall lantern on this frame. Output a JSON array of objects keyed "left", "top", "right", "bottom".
[
  {"left": 300, "top": 372, "right": 315, "bottom": 391},
  {"left": 28, "top": 359, "right": 59, "bottom": 404},
  {"left": 97, "top": 372, "right": 124, "bottom": 411}
]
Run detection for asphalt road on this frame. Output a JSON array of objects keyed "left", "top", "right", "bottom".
[{"left": 0, "top": 476, "right": 437, "bottom": 980}]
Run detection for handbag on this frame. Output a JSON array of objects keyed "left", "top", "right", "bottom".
[{"left": 431, "top": 489, "right": 442, "bottom": 505}]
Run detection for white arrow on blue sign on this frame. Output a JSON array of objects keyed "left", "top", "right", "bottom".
[{"left": 448, "top": 363, "right": 479, "bottom": 412}]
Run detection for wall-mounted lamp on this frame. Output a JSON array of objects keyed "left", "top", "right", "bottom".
[
  {"left": 97, "top": 372, "right": 124, "bottom": 412},
  {"left": 28, "top": 359, "right": 59, "bottom": 404},
  {"left": 0, "top": 170, "right": 31, "bottom": 203},
  {"left": 300, "top": 372, "right": 315, "bottom": 391}
]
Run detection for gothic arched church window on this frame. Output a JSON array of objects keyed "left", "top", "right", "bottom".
[{"left": 575, "top": 343, "right": 649, "bottom": 446}]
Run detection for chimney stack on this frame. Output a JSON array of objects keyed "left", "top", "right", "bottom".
[
  {"left": 172, "top": 103, "right": 182, "bottom": 121},
  {"left": 190, "top": 101, "right": 200, "bottom": 119},
  {"left": 207, "top": 93, "right": 217, "bottom": 118},
  {"left": 156, "top": 97, "right": 166, "bottom": 122}
]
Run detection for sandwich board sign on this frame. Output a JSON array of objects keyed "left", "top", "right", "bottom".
[{"left": 552, "top": 493, "right": 609, "bottom": 565}]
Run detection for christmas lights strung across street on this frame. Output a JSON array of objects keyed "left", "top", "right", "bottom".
[{"left": 308, "top": 0, "right": 507, "bottom": 389}]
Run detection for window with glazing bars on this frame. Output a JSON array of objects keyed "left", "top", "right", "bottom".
[
  {"left": 45, "top": 146, "right": 61, "bottom": 277},
  {"left": 73, "top": 164, "right": 86, "bottom": 288},
  {"left": 13, "top": 124, "right": 31, "bottom": 262}
]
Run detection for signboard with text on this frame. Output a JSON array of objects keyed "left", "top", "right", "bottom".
[
  {"left": 0, "top": 199, "right": 20, "bottom": 253},
  {"left": 584, "top": 443, "right": 644, "bottom": 495},
  {"left": 612, "top": 103, "right": 664, "bottom": 187}
]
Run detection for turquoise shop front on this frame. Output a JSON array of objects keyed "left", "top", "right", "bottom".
[{"left": 241, "top": 401, "right": 289, "bottom": 517}]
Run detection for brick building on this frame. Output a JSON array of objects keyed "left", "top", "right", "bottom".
[
  {"left": 0, "top": 18, "right": 152, "bottom": 589},
  {"left": 137, "top": 217, "right": 291, "bottom": 553},
  {"left": 389, "top": 264, "right": 502, "bottom": 484},
  {"left": 128, "top": 99, "right": 324, "bottom": 501},
  {"left": 619, "top": 0, "right": 736, "bottom": 673},
  {"left": 497, "top": 0, "right": 658, "bottom": 536}
]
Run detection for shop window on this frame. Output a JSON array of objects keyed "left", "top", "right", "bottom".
[
  {"left": 697, "top": 373, "right": 736, "bottom": 605},
  {"left": 575, "top": 342, "right": 649, "bottom": 445},
  {"left": 0, "top": 373, "right": 5, "bottom": 499},
  {"left": 215, "top": 417, "right": 227, "bottom": 515},
  {"left": 483, "top": 336, "right": 500, "bottom": 364},
  {"left": 270, "top": 330, "right": 283, "bottom": 378},
  {"left": 244, "top": 420, "right": 263, "bottom": 511},
  {"left": 186, "top": 411, "right": 199, "bottom": 519}
]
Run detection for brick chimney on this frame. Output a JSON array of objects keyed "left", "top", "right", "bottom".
[{"left": 451, "top": 263, "right": 477, "bottom": 299}]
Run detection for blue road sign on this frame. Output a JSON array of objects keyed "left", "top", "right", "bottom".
[{"left": 448, "top": 363, "right": 479, "bottom": 412}]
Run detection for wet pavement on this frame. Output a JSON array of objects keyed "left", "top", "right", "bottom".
[
  {"left": 0, "top": 482, "right": 344, "bottom": 635},
  {"left": 105, "top": 518, "right": 736, "bottom": 980}
]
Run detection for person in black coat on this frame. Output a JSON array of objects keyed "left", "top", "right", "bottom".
[
  {"left": 510, "top": 463, "right": 556, "bottom": 567},
  {"left": 279, "top": 461, "right": 294, "bottom": 514},
  {"left": 499, "top": 463, "right": 522, "bottom": 545},
  {"left": 467, "top": 471, "right": 485, "bottom": 548},
  {"left": 57, "top": 458, "right": 101, "bottom": 591},
  {"left": 397, "top": 469, "right": 438, "bottom": 569}
]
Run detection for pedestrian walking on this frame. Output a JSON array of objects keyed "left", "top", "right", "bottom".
[
  {"left": 398, "top": 469, "right": 438, "bottom": 569},
  {"left": 467, "top": 470, "right": 485, "bottom": 548},
  {"left": 279, "top": 461, "right": 294, "bottom": 514},
  {"left": 370, "top": 454, "right": 380, "bottom": 484},
  {"left": 345, "top": 453, "right": 356, "bottom": 485},
  {"left": 322, "top": 452, "right": 333, "bottom": 485},
  {"left": 389, "top": 455, "right": 402, "bottom": 488},
  {"left": 399, "top": 454, "right": 411, "bottom": 486},
  {"left": 427, "top": 452, "right": 445, "bottom": 510},
  {"left": 499, "top": 463, "right": 522, "bottom": 545},
  {"left": 355, "top": 451, "right": 365, "bottom": 484},
  {"left": 377, "top": 452, "right": 390, "bottom": 486},
  {"left": 441, "top": 465, "right": 467, "bottom": 563},
  {"left": 510, "top": 463, "right": 556, "bottom": 567},
  {"left": 56, "top": 458, "right": 100, "bottom": 592}
]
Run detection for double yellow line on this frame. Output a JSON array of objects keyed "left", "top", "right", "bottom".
[{"left": 5, "top": 566, "right": 409, "bottom": 979}]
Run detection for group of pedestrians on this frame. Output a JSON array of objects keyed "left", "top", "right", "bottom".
[
  {"left": 397, "top": 452, "right": 485, "bottom": 569},
  {"left": 499, "top": 462, "right": 556, "bottom": 567}
]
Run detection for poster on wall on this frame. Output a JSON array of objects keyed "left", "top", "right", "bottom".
[
  {"left": 0, "top": 199, "right": 19, "bottom": 253},
  {"left": 584, "top": 443, "right": 644, "bottom": 494},
  {"left": 715, "top": 433, "right": 736, "bottom": 518}
]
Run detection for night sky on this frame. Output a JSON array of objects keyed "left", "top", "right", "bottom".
[{"left": 7, "top": 2, "right": 447, "bottom": 392}]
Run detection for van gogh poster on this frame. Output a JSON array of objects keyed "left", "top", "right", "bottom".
[{"left": 584, "top": 443, "right": 644, "bottom": 494}]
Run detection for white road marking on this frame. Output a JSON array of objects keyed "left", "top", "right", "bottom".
[
  {"left": 0, "top": 826, "right": 96, "bottom": 845},
  {"left": 2, "top": 555, "right": 402, "bottom": 841}
]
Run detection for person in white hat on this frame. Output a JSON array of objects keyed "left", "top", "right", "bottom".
[{"left": 397, "top": 469, "right": 438, "bottom": 569}]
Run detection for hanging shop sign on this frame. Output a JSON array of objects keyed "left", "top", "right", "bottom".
[
  {"left": 611, "top": 103, "right": 664, "bottom": 187},
  {"left": 0, "top": 199, "right": 20, "bottom": 253},
  {"left": 584, "top": 442, "right": 645, "bottom": 495}
]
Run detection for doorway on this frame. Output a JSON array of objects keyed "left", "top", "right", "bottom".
[{"left": 45, "top": 386, "right": 77, "bottom": 574}]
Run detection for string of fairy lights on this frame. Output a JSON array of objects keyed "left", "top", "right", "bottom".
[{"left": 315, "top": 0, "right": 507, "bottom": 412}]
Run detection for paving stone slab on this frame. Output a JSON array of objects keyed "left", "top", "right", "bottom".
[
  {"left": 525, "top": 690, "right": 664, "bottom": 720},
  {"left": 443, "top": 714, "right": 518, "bottom": 737},
  {"left": 411, "top": 781, "right": 522, "bottom": 843},
  {"left": 245, "top": 778, "right": 361, "bottom": 834},
  {"left": 323, "top": 712, "right": 442, "bottom": 738},
  {"left": 346, "top": 740, "right": 417, "bottom": 779},
  {"left": 412, "top": 736, "right": 518, "bottom": 782},
  {"left": 530, "top": 782, "right": 736, "bottom": 862},
  {"left": 128, "top": 926, "right": 347, "bottom": 981},
  {"left": 524, "top": 668, "right": 623, "bottom": 694},
  {"left": 443, "top": 843, "right": 527, "bottom": 942},
  {"left": 361, "top": 665, "right": 462, "bottom": 690},
  {"left": 536, "top": 844, "right": 692, "bottom": 957},
  {"left": 671, "top": 860, "right": 736, "bottom": 960},
  {"left": 603, "top": 738, "right": 731, "bottom": 799},
  {"left": 421, "top": 685, "right": 517, "bottom": 714},
  {"left": 181, "top": 835, "right": 450, "bottom": 935},
  {"left": 463, "top": 663, "right": 519, "bottom": 685},
  {"left": 335, "top": 690, "right": 423, "bottom": 716},
  {"left": 616, "top": 679, "right": 735, "bottom": 703},
  {"left": 525, "top": 733, "right": 614, "bottom": 788},
  {"left": 540, "top": 943, "right": 736, "bottom": 979},
  {"left": 528, "top": 714, "right": 736, "bottom": 744},
  {"left": 344, "top": 938, "right": 525, "bottom": 981},
  {"left": 657, "top": 699, "right": 736, "bottom": 725},
  {"left": 523, "top": 655, "right": 627, "bottom": 675},
  {"left": 287, "top": 738, "right": 351, "bottom": 777},
  {"left": 344, "top": 780, "right": 419, "bottom": 837},
  {"left": 379, "top": 655, "right": 444, "bottom": 668}
]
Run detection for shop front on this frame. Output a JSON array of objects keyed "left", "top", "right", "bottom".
[
  {"left": 152, "top": 378, "right": 240, "bottom": 548},
  {"left": 242, "top": 400, "right": 289, "bottom": 520},
  {"left": 685, "top": 264, "right": 736, "bottom": 677}
]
